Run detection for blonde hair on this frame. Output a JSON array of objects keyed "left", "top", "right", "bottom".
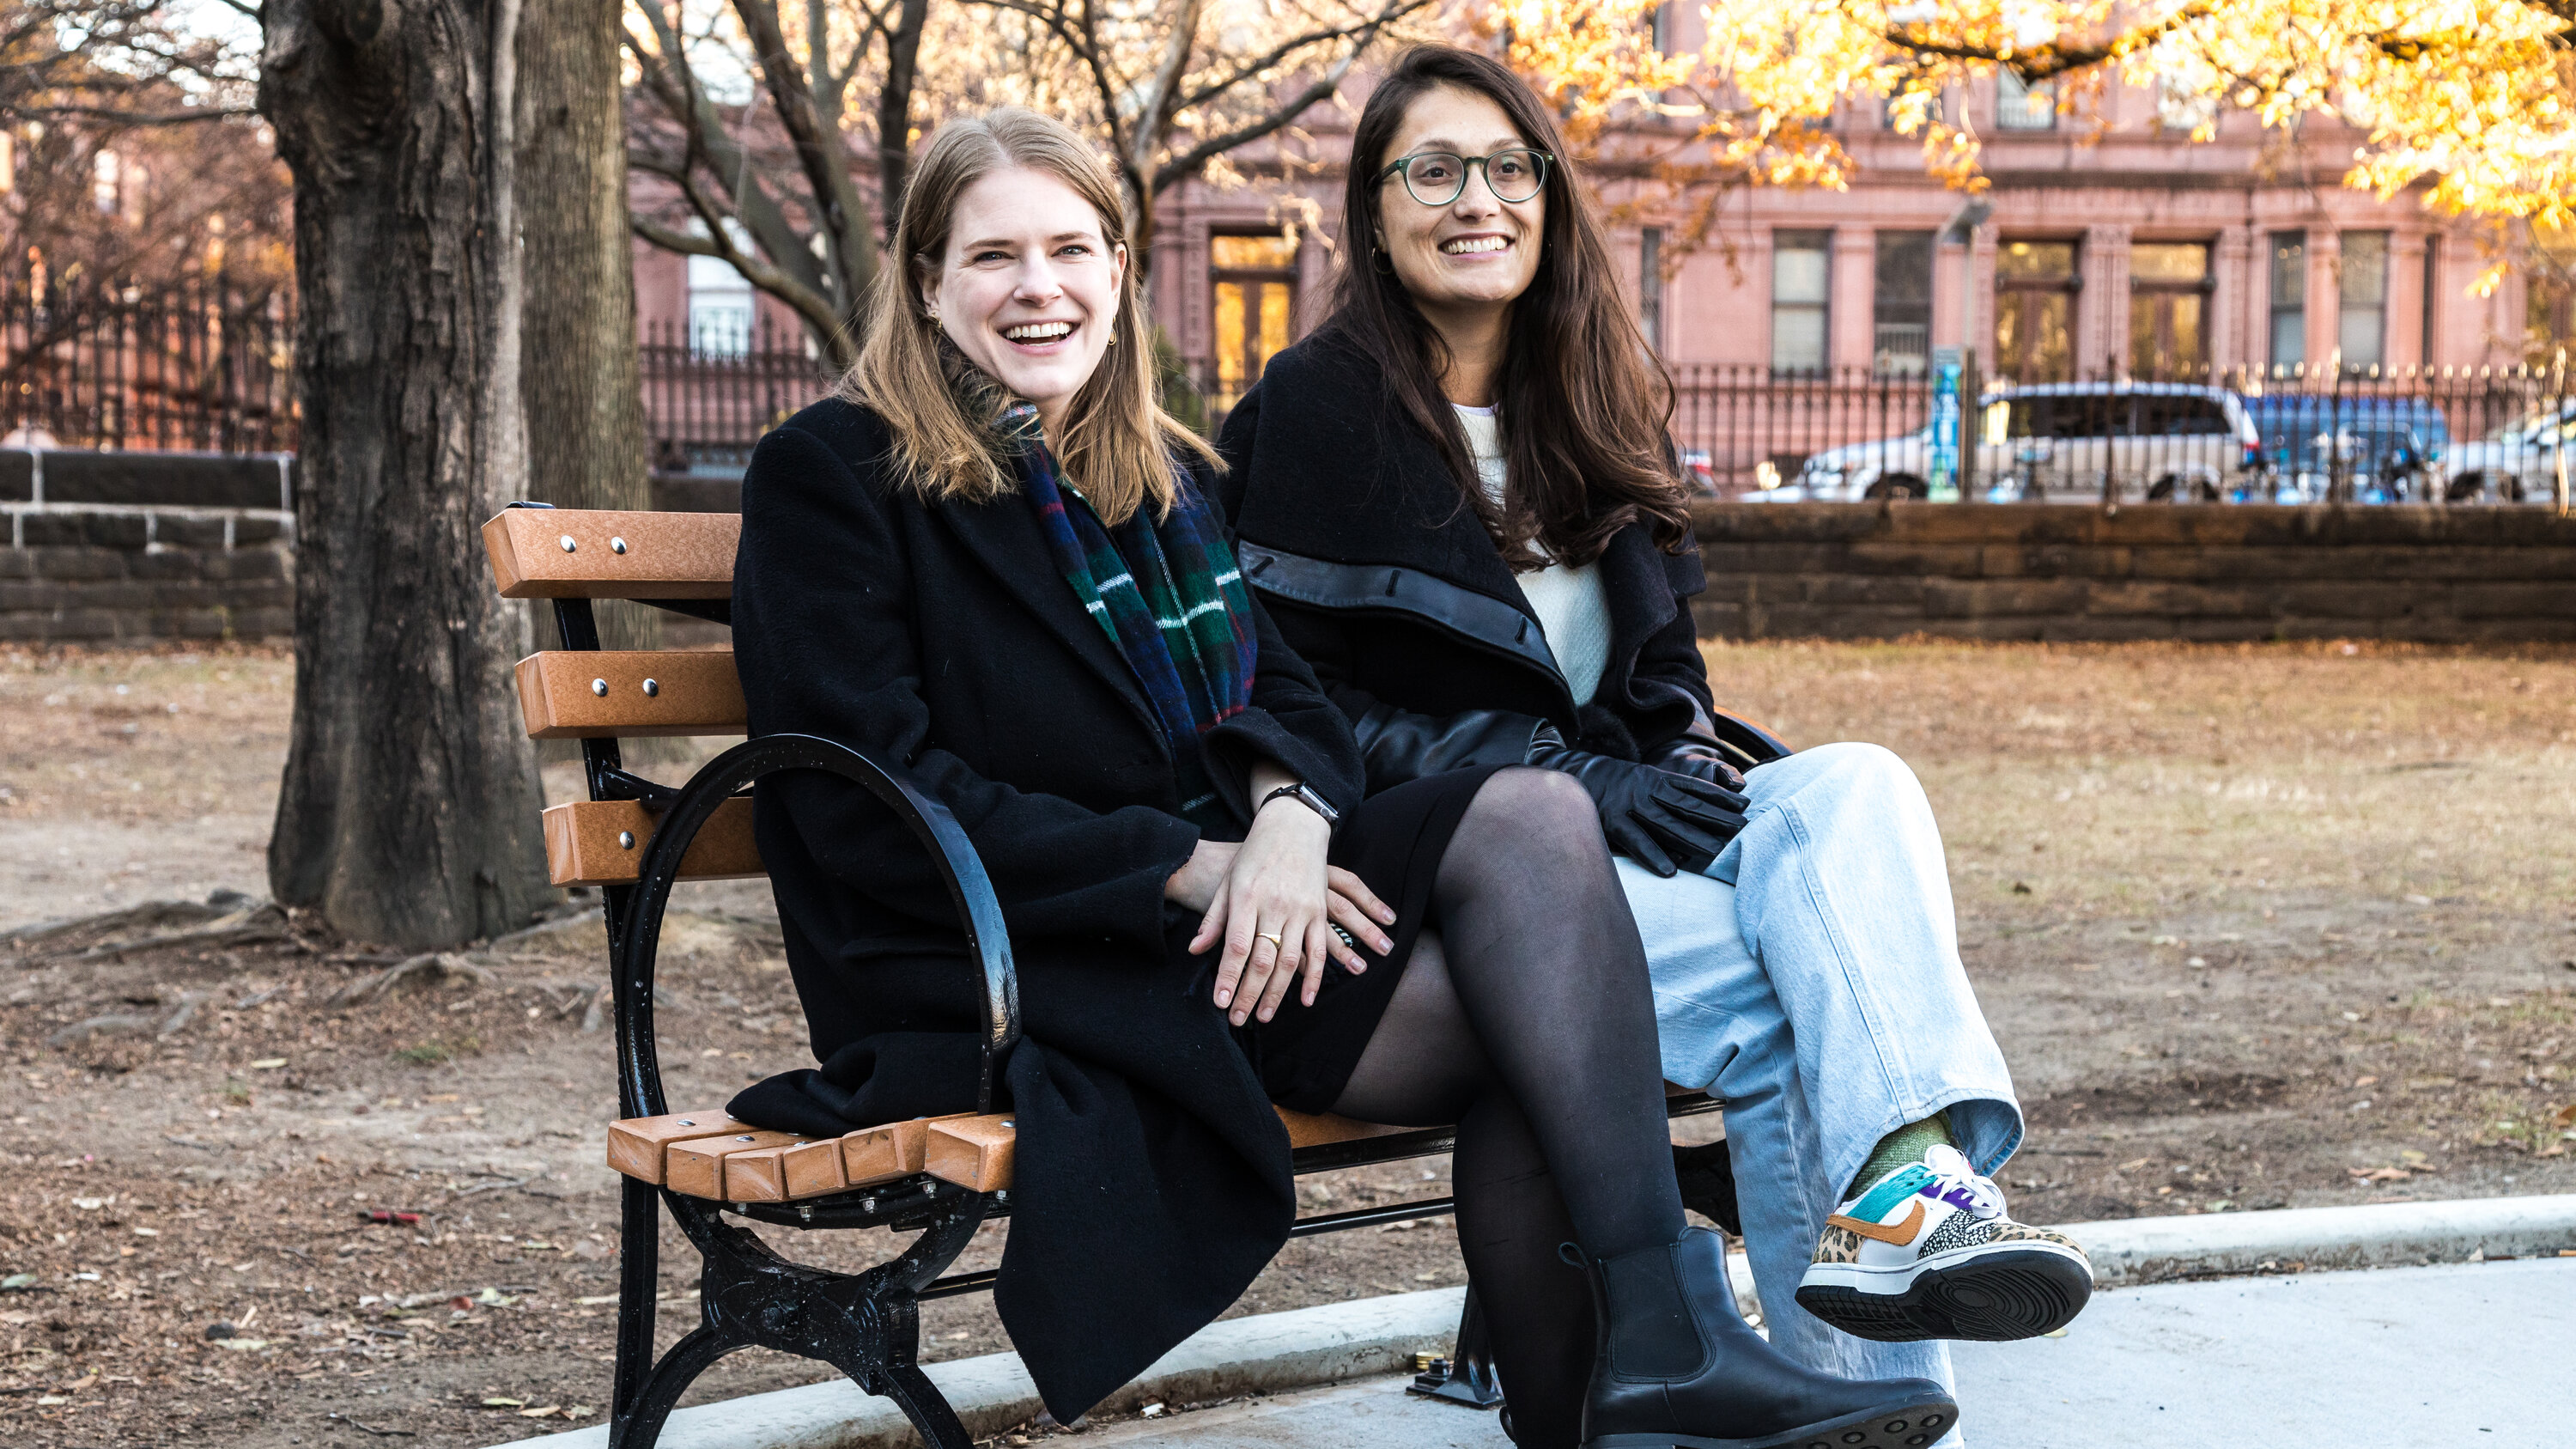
[{"left": 841, "top": 107, "right": 1217, "bottom": 525}]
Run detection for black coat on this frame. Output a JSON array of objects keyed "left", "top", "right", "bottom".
[
  {"left": 1214, "top": 332, "right": 1761, "bottom": 792},
  {"left": 726, "top": 396, "right": 1364, "bottom": 1422}
]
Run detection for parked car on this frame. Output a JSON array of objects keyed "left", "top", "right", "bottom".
[
  {"left": 2440, "top": 399, "right": 2576, "bottom": 503},
  {"left": 2238, "top": 395, "right": 2451, "bottom": 504},
  {"left": 1771, "top": 382, "right": 2262, "bottom": 502}
]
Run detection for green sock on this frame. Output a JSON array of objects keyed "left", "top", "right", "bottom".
[{"left": 1845, "top": 1111, "right": 1956, "bottom": 1200}]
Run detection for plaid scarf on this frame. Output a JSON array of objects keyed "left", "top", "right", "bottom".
[{"left": 1006, "top": 406, "right": 1258, "bottom": 826}]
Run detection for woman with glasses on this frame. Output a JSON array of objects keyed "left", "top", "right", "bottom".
[{"left": 1216, "top": 45, "right": 2091, "bottom": 1449}]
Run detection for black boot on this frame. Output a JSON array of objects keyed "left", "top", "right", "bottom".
[
  {"left": 1571, "top": 1227, "right": 1956, "bottom": 1449},
  {"left": 1673, "top": 1138, "right": 1741, "bottom": 1237}
]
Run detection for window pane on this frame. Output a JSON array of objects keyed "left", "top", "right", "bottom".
[
  {"left": 1641, "top": 228, "right": 1663, "bottom": 349},
  {"left": 1773, "top": 232, "right": 1830, "bottom": 302},
  {"left": 2131, "top": 242, "right": 2208, "bottom": 283},
  {"left": 2271, "top": 307, "right": 2306, "bottom": 367},
  {"left": 2269, "top": 234, "right": 2306, "bottom": 307},
  {"left": 1772, "top": 307, "right": 1827, "bottom": 371},
  {"left": 1258, "top": 281, "right": 1291, "bottom": 372},
  {"left": 1997, "top": 69, "right": 2056, "bottom": 131},
  {"left": 2340, "top": 233, "right": 2388, "bottom": 307},
  {"left": 1211, "top": 234, "right": 1296, "bottom": 270},
  {"left": 1996, "top": 240, "right": 2076, "bottom": 280},
  {"left": 1874, "top": 231, "right": 1934, "bottom": 307},
  {"left": 2339, "top": 308, "right": 2385, "bottom": 369},
  {"left": 1213, "top": 281, "right": 1247, "bottom": 400}
]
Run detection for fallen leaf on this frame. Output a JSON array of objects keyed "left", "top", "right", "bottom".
[
  {"left": 212, "top": 1338, "right": 270, "bottom": 1351},
  {"left": 482, "top": 1397, "right": 526, "bottom": 1408},
  {"left": 2, "top": 1274, "right": 38, "bottom": 1291},
  {"left": 2347, "top": 1166, "right": 2411, "bottom": 1183},
  {"left": 566, "top": 1406, "right": 595, "bottom": 1420},
  {"left": 71, "top": 1197, "right": 106, "bottom": 1211},
  {"left": 2117, "top": 1157, "right": 2153, "bottom": 1172},
  {"left": 249, "top": 1058, "right": 288, "bottom": 1070},
  {"left": 2352, "top": 1075, "right": 2379, "bottom": 1087},
  {"left": 518, "top": 1405, "right": 561, "bottom": 1419},
  {"left": 64, "top": 1374, "right": 97, "bottom": 1391},
  {"left": 573, "top": 1294, "right": 620, "bottom": 1306},
  {"left": 2552, "top": 1103, "right": 2576, "bottom": 1128}
]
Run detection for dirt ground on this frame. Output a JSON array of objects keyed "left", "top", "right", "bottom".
[{"left": 3, "top": 637, "right": 2573, "bottom": 1448}]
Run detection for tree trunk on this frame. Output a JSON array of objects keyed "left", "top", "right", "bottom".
[
  {"left": 515, "top": 0, "right": 659, "bottom": 655},
  {"left": 261, "top": 0, "right": 553, "bottom": 947}
]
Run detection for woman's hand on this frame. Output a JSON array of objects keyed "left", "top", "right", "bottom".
[{"left": 1181, "top": 800, "right": 1397, "bottom": 1027}]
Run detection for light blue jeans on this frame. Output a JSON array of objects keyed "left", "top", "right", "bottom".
[{"left": 1619, "top": 740, "right": 2023, "bottom": 1439}]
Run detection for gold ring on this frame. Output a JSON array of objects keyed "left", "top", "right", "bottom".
[{"left": 1257, "top": 931, "right": 1285, "bottom": 947}]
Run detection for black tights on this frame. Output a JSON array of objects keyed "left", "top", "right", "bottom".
[{"left": 1329, "top": 768, "right": 1684, "bottom": 1449}]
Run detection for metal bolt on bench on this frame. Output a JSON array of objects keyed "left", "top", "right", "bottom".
[{"left": 481, "top": 501, "right": 1776, "bottom": 1449}]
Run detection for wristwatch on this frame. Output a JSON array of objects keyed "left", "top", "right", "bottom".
[{"left": 1257, "top": 780, "right": 1341, "bottom": 829}]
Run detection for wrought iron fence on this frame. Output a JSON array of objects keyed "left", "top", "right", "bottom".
[
  {"left": 0, "top": 272, "right": 297, "bottom": 453},
  {"left": 639, "top": 319, "right": 835, "bottom": 474},
  {"left": 17, "top": 285, "right": 2567, "bottom": 513}
]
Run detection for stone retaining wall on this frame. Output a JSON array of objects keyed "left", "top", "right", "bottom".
[
  {"left": 1690, "top": 502, "right": 2576, "bottom": 642},
  {"left": 1, "top": 504, "right": 295, "bottom": 642}
]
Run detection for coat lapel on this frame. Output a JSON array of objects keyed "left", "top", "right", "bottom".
[{"left": 934, "top": 492, "right": 1167, "bottom": 750}]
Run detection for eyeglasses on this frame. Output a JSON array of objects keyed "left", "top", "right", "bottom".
[{"left": 1374, "top": 149, "right": 1553, "bottom": 207}]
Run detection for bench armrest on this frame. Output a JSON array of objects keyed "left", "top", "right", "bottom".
[{"left": 614, "top": 732, "right": 1020, "bottom": 1119}]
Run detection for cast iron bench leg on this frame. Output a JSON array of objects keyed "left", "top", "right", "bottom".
[
  {"left": 1408, "top": 1283, "right": 1504, "bottom": 1409},
  {"left": 611, "top": 1174, "right": 660, "bottom": 1427}
]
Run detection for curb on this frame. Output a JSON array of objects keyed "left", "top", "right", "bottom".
[
  {"left": 491, "top": 1194, "right": 2576, "bottom": 1449},
  {"left": 493, "top": 1286, "right": 1469, "bottom": 1449},
  {"left": 2067, "top": 1190, "right": 2576, "bottom": 1287}
]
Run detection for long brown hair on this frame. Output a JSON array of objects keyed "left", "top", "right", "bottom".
[
  {"left": 1325, "top": 46, "right": 1690, "bottom": 569},
  {"left": 841, "top": 107, "right": 1216, "bottom": 525}
]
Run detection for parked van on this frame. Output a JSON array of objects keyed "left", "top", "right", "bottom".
[{"left": 1775, "top": 382, "right": 2263, "bottom": 502}]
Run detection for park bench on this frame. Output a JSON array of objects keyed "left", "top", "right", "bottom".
[{"left": 480, "top": 501, "right": 1792, "bottom": 1449}]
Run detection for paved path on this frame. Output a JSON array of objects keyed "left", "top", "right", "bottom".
[{"left": 1075, "top": 1257, "right": 2573, "bottom": 1447}]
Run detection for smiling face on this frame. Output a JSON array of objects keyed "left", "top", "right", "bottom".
[
  {"left": 1372, "top": 84, "right": 1546, "bottom": 331},
  {"left": 926, "top": 165, "right": 1126, "bottom": 435}
]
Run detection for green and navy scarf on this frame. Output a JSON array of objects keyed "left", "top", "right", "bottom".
[{"left": 1005, "top": 405, "right": 1258, "bottom": 826}]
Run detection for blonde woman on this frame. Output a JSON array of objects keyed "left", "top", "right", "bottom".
[{"left": 728, "top": 107, "right": 1945, "bottom": 1446}]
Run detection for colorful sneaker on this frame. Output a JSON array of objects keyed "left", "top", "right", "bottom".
[{"left": 1795, "top": 1142, "right": 2093, "bottom": 1342}]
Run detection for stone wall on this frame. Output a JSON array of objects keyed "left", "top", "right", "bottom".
[
  {"left": 3, "top": 449, "right": 299, "bottom": 643},
  {"left": 1, "top": 506, "right": 295, "bottom": 643},
  {"left": 1690, "top": 502, "right": 2576, "bottom": 642}
]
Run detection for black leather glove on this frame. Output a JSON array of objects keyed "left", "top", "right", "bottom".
[
  {"left": 1527, "top": 723, "right": 1749, "bottom": 877},
  {"left": 1641, "top": 705, "right": 1752, "bottom": 793},
  {"left": 1645, "top": 735, "right": 1749, "bottom": 793}
]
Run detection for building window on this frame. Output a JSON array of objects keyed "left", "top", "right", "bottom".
[
  {"left": 1993, "top": 239, "right": 2077, "bottom": 381},
  {"left": 1771, "top": 230, "right": 1831, "bottom": 373},
  {"left": 1648, "top": 2, "right": 1670, "bottom": 52},
  {"left": 1210, "top": 233, "right": 1297, "bottom": 413},
  {"left": 2269, "top": 231, "right": 2306, "bottom": 372},
  {"left": 1883, "top": 88, "right": 1943, "bottom": 131},
  {"left": 2128, "top": 241, "right": 2210, "bottom": 380},
  {"left": 687, "top": 253, "right": 756, "bottom": 357},
  {"left": 1872, "top": 230, "right": 1933, "bottom": 375},
  {"left": 1640, "top": 228, "right": 1664, "bottom": 351},
  {"left": 1996, "top": 70, "right": 2056, "bottom": 131},
  {"left": 2337, "top": 231, "right": 2389, "bottom": 372},
  {"left": 2421, "top": 235, "right": 2440, "bottom": 368}
]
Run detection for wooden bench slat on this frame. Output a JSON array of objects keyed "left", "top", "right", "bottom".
[
  {"left": 483, "top": 508, "right": 738, "bottom": 600},
  {"left": 667, "top": 1129, "right": 808, "bottom": 1198},
  {"left": 605, "top": 1109, "right": 748, "bottom": 1184},
  {"left": 609, "top": 1105, "right": 1494, "bottom": 1202},
  {"left": 541, "top": 797, "right": 763, "bottom": 887},
  {"left": 514, "top": 649, "right": 747, "bottom": 739},
  {"left": 924, "top": 1114, "right": 1018, "bottom": 1193},
  {"left": 724, "top": 1138, "right": 851, "bottom": 1202}
]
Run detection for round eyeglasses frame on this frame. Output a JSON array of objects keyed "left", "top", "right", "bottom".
[{"left": 1373, "top": 149, "right": 1554, "bottom": 207}]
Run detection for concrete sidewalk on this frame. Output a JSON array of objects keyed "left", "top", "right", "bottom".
[{"left": 1076, "top": 1257, "right": 2575, "bottom": 1447}]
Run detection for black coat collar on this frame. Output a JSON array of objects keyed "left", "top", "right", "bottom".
[{"left": 1220, "top": 332, "right": 1690, "bottom": 708}]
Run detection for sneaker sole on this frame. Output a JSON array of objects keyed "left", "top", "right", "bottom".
[
  {"left": 1586, "top": 1392, "right": 1959, "bottom": 1449},
  {"left": 1795, "top": 1243, "right": 2092, "bottom": 1342}
]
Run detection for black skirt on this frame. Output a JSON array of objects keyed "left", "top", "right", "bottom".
[{"left": 1229, "top": 764, "right": 1504, "bottom": 1112}]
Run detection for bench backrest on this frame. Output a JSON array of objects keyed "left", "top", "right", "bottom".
[{"left": 483, "top": 506, "right": 761, "bottom": 887}]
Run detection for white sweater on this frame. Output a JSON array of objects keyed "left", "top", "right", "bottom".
[{"left": 1454, "top": 404, "right": 1613, "bottom": 707}]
